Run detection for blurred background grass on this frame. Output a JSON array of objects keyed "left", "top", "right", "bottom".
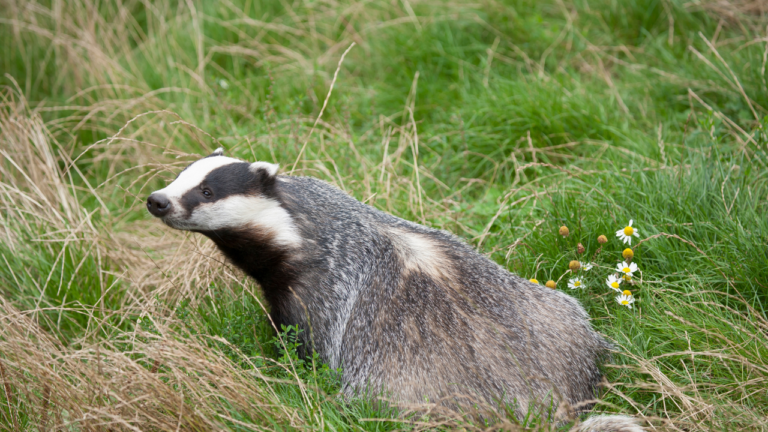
[{"left": 0, "top": 0, "right": 767, "bottom": 430}]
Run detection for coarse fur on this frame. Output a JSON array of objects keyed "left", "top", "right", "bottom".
[
  {"left": 574, "top": 415, "right": 644, "bottom": 432},
  {"left": 147, "top": 150, "right": 641, "bottom": 430}
]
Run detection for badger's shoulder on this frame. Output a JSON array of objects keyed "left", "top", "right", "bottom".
[
  {"left": 274, "top": 175, "right": 595, "bottom": 315},
  {"left": 274, "top": 176, "right": 591, "bottom": 312}
]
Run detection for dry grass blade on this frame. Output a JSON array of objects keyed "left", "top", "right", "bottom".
[{"left": 0, "top": 298, "right": 296, "bottom": 432}]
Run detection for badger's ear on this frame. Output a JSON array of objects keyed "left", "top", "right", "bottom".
[
  {"left": 250, "top": 161, "right": 279, "bottom": 177},
  {"left": 208, "top": 147, "right": 224, "bottom": 157}
]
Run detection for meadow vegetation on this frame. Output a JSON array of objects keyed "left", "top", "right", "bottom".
[{"left": 1, "top": 0, "right": 767, "bottom": 430}]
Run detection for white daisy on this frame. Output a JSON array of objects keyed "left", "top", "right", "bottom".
[
  {"left": 580, "top": 262, "right": 594, "bottom": 271},
  {"left": 606, "top": 274, "right": 622, "bottom": 292},
  {"left": 616, "top": 219, "right": 640, "bottom": 245},
  {"left": 615, "top": 293, "right": 635, "bottom": 309},
  {"left": 616, "top": 261, "right": 638, "bottom": 276},
  {"left": 568, "top": 277, "right": 585, "bottom": 290}
]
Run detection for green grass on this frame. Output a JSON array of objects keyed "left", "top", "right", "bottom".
[{"left": 1, "top": 0, "right": 767, "bottom": 430}]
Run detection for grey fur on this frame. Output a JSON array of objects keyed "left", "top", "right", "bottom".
[
  {"left": 149, "top": 158, "right": 640, "bottom": 430},
  {"left": 572, "top": 415, "right": 644, "bottom": 432},
  {"left": 277, "top": 176, "right": 605, "bottom": 410}
]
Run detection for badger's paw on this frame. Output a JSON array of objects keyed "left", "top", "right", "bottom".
[{"left": 571, "top": 415, "right": 643, "bottom": 432}]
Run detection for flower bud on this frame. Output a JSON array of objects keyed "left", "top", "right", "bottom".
[
  {"left": 559, "top": 226, "right": 570, "bottom": 237},
  {"left": 569, "top": 260, "right": 581, "bottom": 271},
  {"left": 529, "top": 278, "right": 539, "bottom": 284},
  {"left": 545, "top": 280, "right": 556, "bottom": 289},
  {"left": 622, "top": 248, "right": 634, "bottom": 261},
  {"left": 597, "top": 235, "right": 607, "bottom": 244}
]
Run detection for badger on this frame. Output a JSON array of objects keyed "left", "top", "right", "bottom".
[{"left": 146, "top": 149, "right": 642, "bottom": 431}]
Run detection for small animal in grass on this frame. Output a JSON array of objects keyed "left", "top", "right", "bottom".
[{"left": 146, "top": 148, "right": 642, "bottom": 432}]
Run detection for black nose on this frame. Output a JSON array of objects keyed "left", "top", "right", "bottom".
[{"left": 147, "top": 193, "right": 172, "bottom": 217}]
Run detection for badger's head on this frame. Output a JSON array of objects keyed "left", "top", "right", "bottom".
[{"left": 146, "top": 148, "right": 300, "bottom": 247}]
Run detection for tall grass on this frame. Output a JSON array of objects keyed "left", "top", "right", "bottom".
[{"left": 1, "top": 0, "right": 767, "bottom": 430}]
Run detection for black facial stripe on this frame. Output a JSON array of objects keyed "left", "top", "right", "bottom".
[{"left": 178, "top": 162, "right": 278, "bottom": 218}]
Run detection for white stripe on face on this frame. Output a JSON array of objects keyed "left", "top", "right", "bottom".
[
  {"left": 181, "top": 195, "right": 302, "bottom": 247},
  {"left": 154, "top": 156, "right": 242, "bottom": 202}
]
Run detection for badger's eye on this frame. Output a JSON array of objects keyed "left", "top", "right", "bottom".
[{"left": 202, "top": 189, "right": 212, "bottom": 198}]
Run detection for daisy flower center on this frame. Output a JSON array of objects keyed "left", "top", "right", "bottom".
[
  {"left": 574, "top": 281, "right": 581, "bottom": 287},
  {"left": 611, "top": 282, "right": 620, "bottom": 289},
  {"left": 621, "top": 300, "right": 629, "bottom": 305},
  {"left": 622, "top": 266, "right": 631, "bottom": 273},
  {"left": 623, "top": 290, "right": 632, "bottom": 296},
  {"left": 623, "top": 226, "right": 634, "bottom": 236}
]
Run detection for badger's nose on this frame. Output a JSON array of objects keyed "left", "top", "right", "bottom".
[{"left": 147, "top": 193, "right": 172, "bottom": 217}]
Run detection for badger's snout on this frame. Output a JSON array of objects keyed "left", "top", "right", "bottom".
[{"left": 146, "top": 193, "right": 172, "bottom": 217}]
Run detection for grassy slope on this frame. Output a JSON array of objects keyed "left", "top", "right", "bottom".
[{"left": 1, "top": 0, "right": 767, "bottom": 430}]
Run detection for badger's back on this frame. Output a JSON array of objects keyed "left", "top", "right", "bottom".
[{"left": 270, "top": 176, "right": 608, "bottom": 415}]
